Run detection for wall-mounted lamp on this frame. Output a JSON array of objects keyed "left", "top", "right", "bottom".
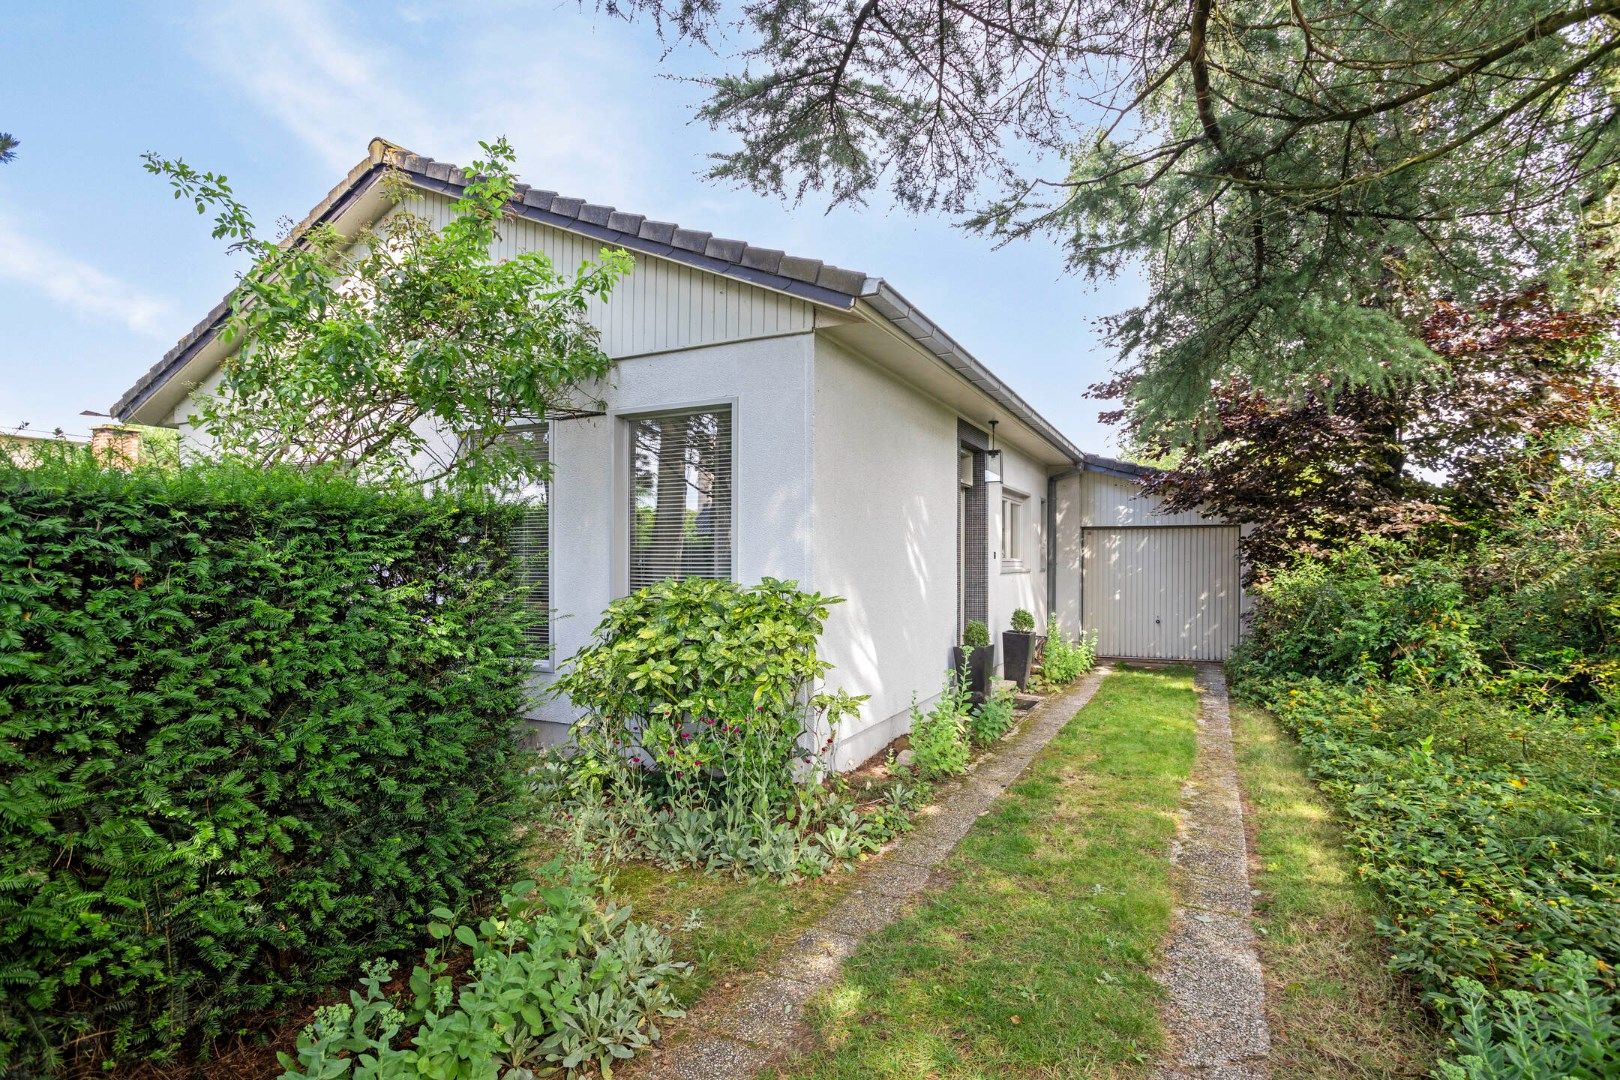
[{"left": 985, "top": 419, "right": 1003, "bottom": 483}]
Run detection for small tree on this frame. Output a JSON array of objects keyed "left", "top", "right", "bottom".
[
  {"left": 1121, "top": 289, "right": 1619, "bottom": 574},
  {"left": 145, "top": 138, "right": 632, "bottom": 491}
]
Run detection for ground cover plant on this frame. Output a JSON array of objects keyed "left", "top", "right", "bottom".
[
  {"left": 276, "top": 862, "right": 685, "bottom": 1080},
  {"left": 0, "top": 457, "right": 539, "bottom": 1073},
  {"left": 540, "top": 577, "right": 925, "bottom": 880},
  {"left": 776, "top": 667, "right": 1198, "bottom": 1079},
  {"left": 1231, "top": 438, "right": 1620, "bottom": 1076}
]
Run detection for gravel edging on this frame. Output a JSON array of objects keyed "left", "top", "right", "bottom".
[
  {"left": 629, "top": 664, "right": 1115, "bottom": 1080},
  {"left": 1155, "top": 664, "right": 1272, "bottom": 1079}
]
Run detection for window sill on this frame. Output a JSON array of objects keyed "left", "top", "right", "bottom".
[{"left": 1000, "top": 563, "right": 1030, "bottom": 575}]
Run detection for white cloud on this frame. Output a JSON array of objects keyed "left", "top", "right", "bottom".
[
  {"left": 0, "top": 218, "right": 172, "bottom": 336},
  {"left": 192, "top": 0, "right": 444, "bottom": 171},
  {"left": 189, "top": 0, "right": 676, "bottom": 206}
]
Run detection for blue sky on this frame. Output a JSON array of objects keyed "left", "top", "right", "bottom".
[{"left": 1, "top": 0, "right": 1144, "bottom": 451}]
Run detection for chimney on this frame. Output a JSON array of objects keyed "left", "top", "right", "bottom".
[{"left": 91, "top": 425, "right": 143, "bottom": 469}]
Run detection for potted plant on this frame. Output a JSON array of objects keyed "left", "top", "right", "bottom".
[
  {"left": 952, "top": 620, "right": 993, "bottom": 705},
  {"left": 1003, "top": 608, "right": 1037, "bottom": 689}
]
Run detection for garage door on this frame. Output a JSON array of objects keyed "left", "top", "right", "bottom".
[{"left": 1081, "top": 526, "right": 1242, "bottom": 660}]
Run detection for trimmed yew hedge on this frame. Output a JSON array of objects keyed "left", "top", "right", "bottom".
[{"left": 0, "top": 458, "right": 537, "bottom": 1072}]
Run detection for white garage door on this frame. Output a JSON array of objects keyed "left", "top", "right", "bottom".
[{"left": 1081, "top": 526, "right": 1242, "bottom": 661}]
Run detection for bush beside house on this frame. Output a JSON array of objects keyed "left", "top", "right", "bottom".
[{"left": 0, "top": 458, "right": 539, "bottom": 1072}]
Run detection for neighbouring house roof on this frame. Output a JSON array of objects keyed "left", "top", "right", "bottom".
[{"left": 113, "top": 138, "right": 1088, "bottom": 466}]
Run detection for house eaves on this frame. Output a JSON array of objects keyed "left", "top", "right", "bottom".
[{"left": 113, "top": 138, "right": 1089, "bottom": 469}]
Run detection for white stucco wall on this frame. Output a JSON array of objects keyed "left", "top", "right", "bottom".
[
  {"left": 1051, "top": 471, "right": 1083, "bottom": 638},
  {"left": 530, "top": 332, "right": 818, "bottom": 733},
  {"left": 987, "top": 441, "right": 1050, "bottom": 675},
  {"left": 810, "top": 337, "right": 959, "bottom": 770}
]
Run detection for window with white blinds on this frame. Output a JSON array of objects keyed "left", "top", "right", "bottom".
[
  {"left": 628, "top": 407, "right": 733, "bottom": 592},
  {"left": 502, "top": 425, "right": 550, "bottom": 648}
]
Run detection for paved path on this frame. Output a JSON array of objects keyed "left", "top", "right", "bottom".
[
  {"left": 1155, "top": 664, "right": 1271, "bottom": 1079},
  {"left": 630, "top": 664, "right": 1114, "bottom": 1080}
]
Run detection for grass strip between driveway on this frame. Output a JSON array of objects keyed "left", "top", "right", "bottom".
[
  {"left": 1229, "top": 701, "right": 1439, "bottom": 1078},
  {"left": 775, "top": 665, "right": 1200, "bottom": 1079}
]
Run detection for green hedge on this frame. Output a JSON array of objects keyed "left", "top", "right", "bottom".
[{"left": 0, "top": 458, "right": 537, "bottom": 1072}]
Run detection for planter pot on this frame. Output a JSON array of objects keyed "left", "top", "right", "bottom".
[
  {"left": 1002, "top": 630, "right": 1035, "bottom": 689},
  {"left": 951, "top": 644, "right": 994, "bottom": 705}
]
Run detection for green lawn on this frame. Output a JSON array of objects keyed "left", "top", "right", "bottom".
[
  {"left": 1230, "top": 701, "right": 1438, "bottom": 1078},
  {"left": 774, "top": 666, "right": 1200, "bottom": 1079},
  {"left": 603, "top": 862, "right": 852, "bottom": 1005}
]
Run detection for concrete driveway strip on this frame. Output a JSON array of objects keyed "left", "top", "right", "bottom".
[{"left": 1155, "top": 664, "right": 1271, "bottom": 1079}]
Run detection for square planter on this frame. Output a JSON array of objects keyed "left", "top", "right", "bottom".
[
  {"left": 952, "top": 644, "right": 993, "bottom": 705},
  {"left": 1002, "top": 630, "right": 1035, "bottom": 689}
]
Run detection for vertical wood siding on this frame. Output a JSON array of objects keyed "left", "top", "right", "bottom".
[
  {"left": 1079, "top": 471, "right": 1213, "bottom": 527},
  {"left": 1081, "top": 526, "right": 1242, "bottom": 660},
  {"left": 412, "top": 194, "right": 816, "bottom": 358}
]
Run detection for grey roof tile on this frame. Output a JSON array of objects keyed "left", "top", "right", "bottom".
[
  {"left": 740, "top": 246, "right": 785, "bottom": 274},
  {"left": 671, "top": 228, "right": 712, "bottom": 253},
  {"left": 638, "top": 220, "right": 677, "bottom": 244},
  {"left": 705, "top": 237, "right": 747, "bottom": 262},
  {"left": 549, "top": 196, "right": 585, "bottom": 217},
  {"left": 576, "top": 203, "right": 614, "bottom": 226},
  {"left": 607, "top": 211, "right": 645, "bottom": 234},
  {"left": 778, "top": 255, "right": 823, "bottom": 283},
  {"left": 523, "top": 189, "right": 558, "bottom": 208},
  {"left": 816, "top": 265, "right": 868, "bottom": 295},
  {"left": 425, "top": 161, "right": 454, "bottom": 182}
]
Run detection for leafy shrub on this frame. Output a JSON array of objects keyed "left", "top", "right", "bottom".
[
  {"left": 1039, "top": 615, "right": 1096, "bottom": 687},
  {"left": 1010, "top": 608, "right": 1035, "bottom": 633},
  {"left": 909, "top": 677, "right": 972, "bottom": 778},
  {"left": 278, "top": 862, "right": 686, "bottom": 1080},
  {"left": 962, "top": 620, "right": 991, "bottom": 648},
  {"left": 1231, "top": 539, "right": 1484, "bottom": 689},
  {"left": 968, "top": 685, "right": 1017, "bottom": 747},
  {"left": 0, "top": 457, "right": 536, "bottom": 1072},
  {"left": 1439, "top": 952, "right": 1619, "bottom": 1080},
  {"left": 545, "top": 578, "right": 897, "bottom": 879}
]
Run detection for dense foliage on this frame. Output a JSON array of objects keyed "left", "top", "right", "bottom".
[
  {"left": 0, "top": 457, "right": 537, "bottom": 1072},
  {"left": 1037, "top": 615, "right": 1097, "bottom": 690},
  {"left": 1127, "top": 291, "right": 1618, "bottom": 572},
  {"left": 907, "top": 676, "right": 973, "bottom": 779},
  {"left": 543, "top": 578, "right": 922, "bottom": 879},
  {"left": 277, "top": 863, "right": 685, "bottom": 1080},
  {"left": 1233, "top": 434, "right": 1620, "bottom": 1075},
  {"left": 604, "top": 0, "right": 1620, "bottom": 435},
  {"left": 145, "top": 138, "right": 630, "bottom": 491}
]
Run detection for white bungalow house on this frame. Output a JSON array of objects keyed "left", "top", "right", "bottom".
[{"left": 113, "top": 139, "right": 1243, "bottom": 769}]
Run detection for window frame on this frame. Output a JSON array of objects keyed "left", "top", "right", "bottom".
[
  {"left": 616, "top": 399, "right": 739, "bottom": 597},
  {"left": 1001, "top": 489, "right": 1028, "bottom": 573}
]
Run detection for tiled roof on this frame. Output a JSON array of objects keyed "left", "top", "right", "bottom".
[
  {"left": 387, "top": 144, "right": 871, "bottom": 301},
  {"left": 112, "top": 138, "right": 1086, "bottom": 466}
]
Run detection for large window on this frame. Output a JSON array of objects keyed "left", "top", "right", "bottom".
[
  {"left": 503, "top": 425, "right": 551, "bottom": 648},
  {"left": 629, "top": 406, "right": 733, "bottom": 591},
  {"left": 1001, "top": 493, "right": 1026, "bottom": 571}
]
